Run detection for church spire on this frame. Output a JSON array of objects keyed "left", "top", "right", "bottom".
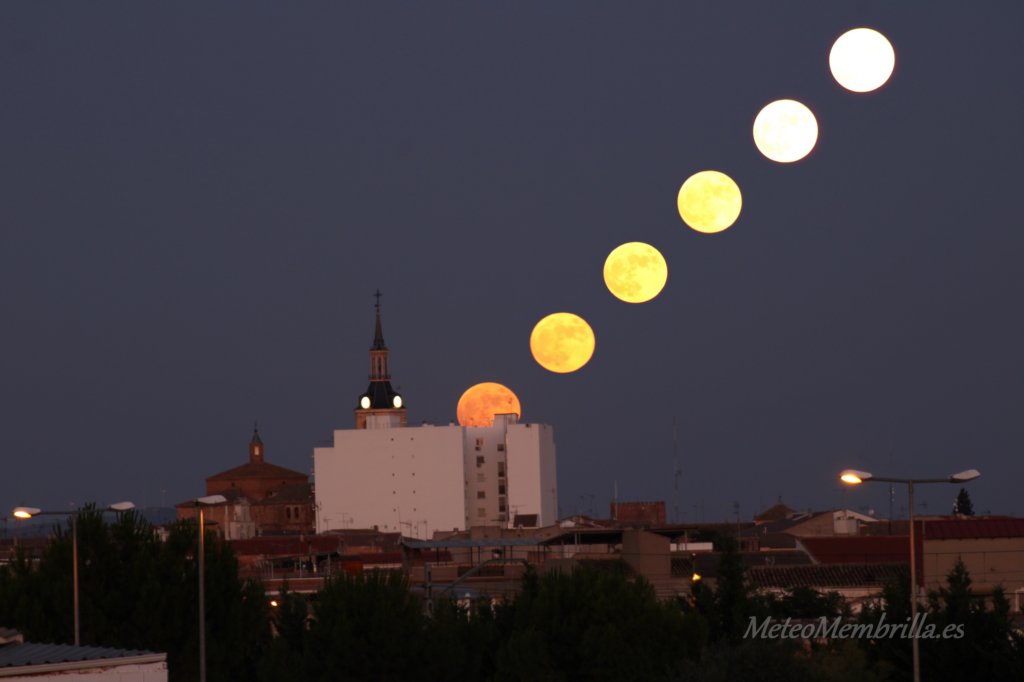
[
  {"left": 356, "top": 291, "right": 406, "bottom": 429},
  {"left": 249, "top": 424, "right": 264, "bottom": 464},
  {"left": 372, "top": 289, "right": 386, "bottom": 351}
]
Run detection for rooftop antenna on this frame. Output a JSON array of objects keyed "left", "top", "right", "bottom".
[
  {"left": 613, "top": 480, "right": 618, "bottom": 520},
  {"left": 888, "top": 441, "right": 895, "bottom": 527},
  {"left": 672, "top": 417, "right": 682, "bottom": 523}
]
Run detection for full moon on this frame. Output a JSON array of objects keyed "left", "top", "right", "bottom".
[
  {"left": 677, "top": 170, "right": 742, "bottom": 234},
  {"left": 603, "top": 242, "right": 668, "bottom": 303},
  {"left": 529, "top": 312, "right": 595, "bottom": 374},
  {"left": 829, "top": 28, "right": 895, "bottom": 93},
  {"left": 457, "top": 382, "right": 522, "bottom": 427},
  {"left": 753, "top": 99, "right": 818, "bottom": 163}
]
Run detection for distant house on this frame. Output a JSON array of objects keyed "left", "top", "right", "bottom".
[
  {"left": 920, "top": 517, "right": 1024, "bottom": 599},
  {"left": 610, "top": 501, "right": 666, "bottom": 526}
]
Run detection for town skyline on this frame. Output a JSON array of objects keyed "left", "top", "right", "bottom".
[{"left": 3, "top": 3, "right": 1022, "bottom": 522}]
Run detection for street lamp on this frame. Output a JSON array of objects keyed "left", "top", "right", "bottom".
[
  {"left": 840, "top": 467, "right": 980, "bottom": 682},
  {"left": 194, "top": 494, "right": 226, "bottom": 682},
  {"left": 11, "top": 502, "right": 135, "bottom": 646}
]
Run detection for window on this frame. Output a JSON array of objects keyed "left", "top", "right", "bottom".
[
  {"left": 497, "top": 463, "right": 506, "bottom": 477},
  {"left": 475, "top": 438, "right": 483, "bottom": 451},
  {"left": 477, "top": 491, "right": 486, "bottom": 499},
  {"left": 476, "top": 455, "right": 485, "bottom": 467},
  {"left": 497, "top": 443, "right": 505, "bottom": 451},
  {"left": 286, "top": 507, "right": 292, "bottom": 519},
  {"left": 498, "top": 484, "right": 506, "bottom": 495},
  {"left": 499, "top": 503, "right": 507, "bottom": 513}
]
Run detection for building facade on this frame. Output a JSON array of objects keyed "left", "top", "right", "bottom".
[
  {"left": 177, "top": 429, "right": 314, "bottom": 538},
  {"left": 313, "top": 300, "right": 557, "bottom": 537}
]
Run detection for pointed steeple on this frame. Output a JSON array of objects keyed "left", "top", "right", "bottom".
[
  {"left": 372, "top": 289, "right": 386, "bottom": 351},
  {"left": 249, "top": 424, "right": 264, "bottom": 464},
  {"left": 355, "top": 291, "right": 406, "bottom": 429}
]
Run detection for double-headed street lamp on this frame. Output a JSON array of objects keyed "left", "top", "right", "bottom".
[
  {"left": 193, "top": 494, "right": 226, "bottom": 682},
  {"left": 840, "top": 468, "right": 980, "bottom": 682},
  {"left": 11, "top": 502, "right": 135, "bottom": 646}
]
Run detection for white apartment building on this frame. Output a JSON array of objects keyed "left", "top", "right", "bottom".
[{"left": 313, "top": 298, "right": 557, "bottom": 537}]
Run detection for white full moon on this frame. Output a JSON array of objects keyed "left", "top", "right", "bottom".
[
  {"left": 753, "top": 99, "right": 819, "bottom": 163},
  {"left": 829, "top": 28, "right": 895, "bottom": 93}
]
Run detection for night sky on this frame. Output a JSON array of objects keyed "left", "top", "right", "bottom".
[{"left": 3, "top": 3, "right": 1022, "bottom": 524}]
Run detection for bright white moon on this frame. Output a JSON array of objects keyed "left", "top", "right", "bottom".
[
  {"left": 677, "top": 170, "right": 742, "bottom": 234},
  {"left": 603, "top": 242, "right": 668, "bottom": 303},
  {"left": 830, "top": 28, "right": 895, "bottom": 93},
  {"left": 753, "top": 99, "right": 819, "bottom": 163}
]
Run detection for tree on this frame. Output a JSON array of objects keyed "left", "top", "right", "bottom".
[
  {"left": 952, "top": 488, "right": 975, "bottom": 516},
  {"left": 301, "top": 570, "right": 426, "bottom": 681},
  {"left": 0, "top": 508, "right": 270, "bottom": 682},
  {"left": 919, "top": 560, "right": 1024, "bottom": 681},
  {"left": 492, "top": 563, "right": 702, "bottom": 682}
]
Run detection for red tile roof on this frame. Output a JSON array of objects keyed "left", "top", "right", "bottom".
[
  {"left": 231, "top": 536, "right": 343, "bottom": 557},
  {"left": 207, "top": 461, "right": 308, "bottom": 481},
  {"left": 921, "top": 517, "right": 1024, "bottom": 540},
  {"left": 798, "top": 536, "right": 909, "bottom": 565}
]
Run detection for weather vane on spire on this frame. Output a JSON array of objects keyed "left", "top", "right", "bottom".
[{"left": 374, "top": 289, "right": 382, "bottom": 310}]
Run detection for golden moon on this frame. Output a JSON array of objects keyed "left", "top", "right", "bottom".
[
  {"left": 457, "top": 382, "right": 522, "bottom": 427},
  {"left": 603, "top": 242, "right": 668, "bottom": 303},
  {"left": 529, "top": 312, "right": 595, "bottom": 374},
  {"left": 829, "top": 28, "right": 895, "bottom": 93},
  {"left": 677, "top": 170, "right": 742, "bottom": 234},
  {"left": 753, "top": 99, "right": 819, "bottom": 163}
]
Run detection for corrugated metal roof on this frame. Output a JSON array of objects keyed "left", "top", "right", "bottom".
[
  {"left": 747, "top": 563, "right": 903, "bottom": 589},
  {"left": 0, "top": 642, "right": 155, "bottom": 668},
  {"left": 922, "top": 518, "right": 1024, "bottom": 540},
  {"left": 402, "top": 537, "right": 545, "bottom": 549}
]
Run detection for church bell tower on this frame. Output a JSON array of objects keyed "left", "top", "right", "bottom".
[{"left": 355, "top": 291, "right": 407, "bottom": 429}]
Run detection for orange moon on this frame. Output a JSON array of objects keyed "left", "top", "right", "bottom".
[
  {"left": 457, "top": 382, "right": 522, "bottom": 427},
  {"left": 530, "top": 312, "right": 596, "bottom": 373}
]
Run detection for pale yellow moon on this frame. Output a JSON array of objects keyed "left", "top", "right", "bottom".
[
  {"left": 753, "top": 99, "right": 818, "bottom": 163},
  {"left": 457, "top": 382, "right": 522, "bottom": 427},
  {"left": 829, "top": 28, "right": 895, "bottom": 93},
  {"left": 603, "top": 242, "right": 668, "bottom": 303},
  {"left": 677, "top": 170, "right": 742, "bottom": 234},
  {"left": 529, "top": 312, "right": 595, "bottom": 373}
]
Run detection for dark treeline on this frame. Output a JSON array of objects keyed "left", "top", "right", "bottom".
[{"left": 1, "top": 510, "right": 1022, "bottom": 681}]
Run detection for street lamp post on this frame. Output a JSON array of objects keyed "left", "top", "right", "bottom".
[
  {"left": 840, "top": 468, "right": 980, "bottom": 682},
  {"left": 194, "top": 494, "right": 226, "bottom": 682},
  {"left": 11, "top": 502, "right": 135, "bottom": 646}
]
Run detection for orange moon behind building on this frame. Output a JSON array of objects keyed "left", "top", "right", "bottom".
[{"left": 456, "top": 382, "right": 522, "bottom": 427}]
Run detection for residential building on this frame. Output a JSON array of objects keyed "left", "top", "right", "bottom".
[{"left": 314, "top": 301, "right": 557, "bottom": 537}]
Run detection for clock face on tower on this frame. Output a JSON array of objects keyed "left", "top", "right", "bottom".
[
  {"left": 360, "top": 396, "right": 371, "bottom": 409},
  {"left": 392, "top": 395, "right": 403, "bottom": 408}
]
